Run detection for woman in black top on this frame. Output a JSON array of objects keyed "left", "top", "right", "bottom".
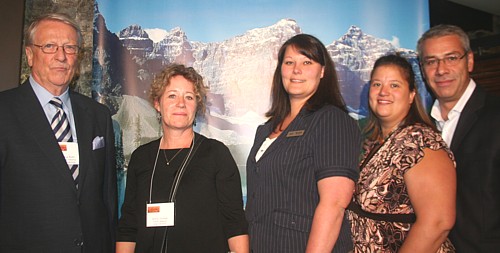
[{"left": 117, "top": 64, "right": 249, "bottom": 253}]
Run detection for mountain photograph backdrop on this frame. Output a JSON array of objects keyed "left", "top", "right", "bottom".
[{"left": 91, "top": 1, "right": 430, "bottom": 206}]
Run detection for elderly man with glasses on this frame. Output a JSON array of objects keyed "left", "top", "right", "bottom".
[
  {"left": 418, "top": 24, "right": 500, "bottom": 253},
  {"left": 0, "top": 13, "right": 117, "bottom": 252}
]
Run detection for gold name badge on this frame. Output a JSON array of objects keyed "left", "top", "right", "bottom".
[{"left": 286, "top": 130, "right": 305, "bottom": 137}]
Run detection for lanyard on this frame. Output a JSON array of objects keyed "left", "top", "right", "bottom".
[{"left": 148, "top": 134, "right": 204, "bottom": 203}]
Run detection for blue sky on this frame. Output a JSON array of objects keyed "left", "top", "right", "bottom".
[{"left": 98, "top": 0, "right": 429, "bottom": 50}]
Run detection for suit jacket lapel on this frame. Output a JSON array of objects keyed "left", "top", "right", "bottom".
[
  {"left": 70, "top": 92, "right": 92, "bottom": 195},
  {"left": 450, "top": 87, "right": 485, "bottom": 152},
  {"left": 15, "top": 82, "right": 78, "bottom": 192},
  {"left": 252, "top": 109, "right": 310, "bottom": 163}
]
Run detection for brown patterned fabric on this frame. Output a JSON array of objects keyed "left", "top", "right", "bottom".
[{"left": 349, "top": 123, "right": 456, "bottom": 252}]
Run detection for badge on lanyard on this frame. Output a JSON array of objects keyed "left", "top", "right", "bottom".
[
  {"left": 146, "top": 202, "right": 175, "bottom": 227},
  {"left": 146, "top": 135, "right": 200, "bottom": 228}
]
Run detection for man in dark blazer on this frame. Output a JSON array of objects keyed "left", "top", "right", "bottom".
[
  {"left": 0, "top": 13, "right": 117, "bottom": 252},
  {"left": 418, "top": 24, "right": 500, "bottom": 252}
]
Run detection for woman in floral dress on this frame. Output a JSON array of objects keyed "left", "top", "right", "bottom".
[{"left": 349, "top": 54, "right": 456, "bottom": 252}]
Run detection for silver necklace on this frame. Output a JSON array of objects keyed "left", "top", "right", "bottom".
[{"left": 163, "top": 148, "right": 184, "bottom": 166}]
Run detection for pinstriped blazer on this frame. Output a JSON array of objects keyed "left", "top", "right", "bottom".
[{"left": 246, "top": 105, "right": 361, "bottom": 253}]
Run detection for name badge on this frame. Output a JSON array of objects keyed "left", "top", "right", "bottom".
[
  {"left": 146, "top": 202, "right": 175, "bottom": 227},
  {"left": 59, "top": 142, "right": 79, "bottom": 164},
  {"left": 286, "top": 130, "right": 305, "bottom": 137}
]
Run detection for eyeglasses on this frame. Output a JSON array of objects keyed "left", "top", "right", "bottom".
[
  {"left": 32, "top": 43, "right": 79, "bottom": 55},
  {"left": 421, "top": 51, "right": 468, "bottom": 69}
]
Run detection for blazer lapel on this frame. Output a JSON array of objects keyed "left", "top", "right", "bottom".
[
  {"left": 15, "top": 82, "right": 78, "bottom": 192},
  {"left": 450, "top": 87, "right": 486, "bottom": 152},
  {"left": 253, "top": 110, "right": 310, "bottom": 163},
  {"left": 251, "top": 122, "right": 289, "bottom": 163},
  {"left": 70, "top": 92, "right": 93, "bottom": 195}
]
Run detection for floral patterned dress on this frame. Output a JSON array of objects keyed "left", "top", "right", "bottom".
[{"left": 349, "top": 124, "right": 456, "bottom": 252}]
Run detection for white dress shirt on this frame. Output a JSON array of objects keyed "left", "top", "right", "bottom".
[
  {"left": 255, "top": 137, "right": 276, "bottom": 162},
  {"left": 431, "top": 79, "right": 476, "bottom": 146}
]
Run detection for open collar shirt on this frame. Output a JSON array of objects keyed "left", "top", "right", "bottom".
[{"left": 431, "top": 79, "right": 476, "bottom": 147}]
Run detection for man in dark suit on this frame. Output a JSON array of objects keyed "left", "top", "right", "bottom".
[
  {"left": 418, "top": 24, "right": 500, "bottom": 252},
  {"left": 0, "top": 13, "right": 117, "bottom": 252}
]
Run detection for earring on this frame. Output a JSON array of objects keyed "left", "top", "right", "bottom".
[
  {"left": 156, "top": 112, "right": 163, "bottom": 137},
  {"left": 156, "top": 112, "right": 161, "bottom": 122}
]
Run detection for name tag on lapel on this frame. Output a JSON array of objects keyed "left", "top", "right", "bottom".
[
  {"left": 59, "top": 142, "right": 79, "bottom": 164},
  {"left": 286, "top": 130, "right": 305, "bottom": 137}
]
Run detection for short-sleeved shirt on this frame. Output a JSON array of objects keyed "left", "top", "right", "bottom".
[
  {"left": 349, "top": 124, "right": 456, "bottom": 252},
  {"left": 246, "top": 105, "right": 361, "bottom": 253}
]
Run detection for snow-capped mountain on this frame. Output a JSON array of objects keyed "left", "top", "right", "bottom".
[
  {"left": 115, "top": 20, "right": 426, "bottom": 119},
  {"left": 192, "top": 18, "right": 301, "bottom": 117},
  {"left": 93, "top": 5, "right": 428, "bottom": 161},
  {"left": 144, "top": 28, "right": 168, "bottom": 43},
  {"left": 329, "top": 25, "right": 429, "bottom": 115},
  {"left": 150, "top": 27, "right": 196, "bottom": 67},
  {"left": 119, "top": 24, "right": 154, "bottom": 62}
]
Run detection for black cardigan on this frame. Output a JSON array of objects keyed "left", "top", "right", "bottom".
[{"left": 118, "top": 133, "right": 248, "bottom": 252}]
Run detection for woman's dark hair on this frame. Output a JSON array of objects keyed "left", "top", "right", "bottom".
[
  {"left": 266, "top": 34, "right": 346, "bottom": 130},
  {"left": 364, "top": 54, "right": 437, "bottom": 141}
]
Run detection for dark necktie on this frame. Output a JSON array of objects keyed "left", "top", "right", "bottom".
[{"left": 49, "top": 97, "right": 79, "bottom": 187}]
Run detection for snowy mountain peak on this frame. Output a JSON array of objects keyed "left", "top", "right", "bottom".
[
  {"left": 162, "top": 27, "right": 188, "bottom": 42},
  {"left": 347, "top": 25, "right": 363, "bottom": 37},
  {"left": 275, "top": 18, "right": 298, "bottom": 28},
  {"left": 119, "top": 24, "right": 150, "bottom": 39},
  {"left": 144, "top": 28, "right": 168, "bottom": 43},
  {"left": 169, "top": 27, "right": 185, "bottom": 36},
  {"left": 335, "top": 25, "right": 395, "bottom": 54},
  {"left": 268, "top": 18, "right": 301, "bottom": 34},
  {"left": 338, "top": 25, "right": 370, "bottom": 47},
  {"left": 238, "top": 18, "right": 301, "bottom": 44},
  {"left": 94, "top": 10, "right": 429, "bottom": 150}
]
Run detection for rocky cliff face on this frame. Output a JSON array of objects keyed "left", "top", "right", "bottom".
[
  {"left": 93, "top": 6, "right": 429, "bottom": 154},
  {"left": 330, "top": 25, "right": 429, "bottom": 113},
  {"left": 119, "top": 24, "right": 154, "bottom": 63},
  {"left": 150, "top": 27, "right": 195, "bottom": 66},
  {"left": 111, "top": 20, "right": 425, "bottom": 118}
]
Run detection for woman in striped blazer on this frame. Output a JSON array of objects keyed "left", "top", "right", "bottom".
[{"left": 246, "top": 34, "right": 361, "bottom": 253}]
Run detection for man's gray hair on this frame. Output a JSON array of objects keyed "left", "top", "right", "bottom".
[
  {"left": 25, "top": 13, "right": 82, "bottom": 47},
  {"left": 417, "top": 24, "right": 470, "bottom": 58}
]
